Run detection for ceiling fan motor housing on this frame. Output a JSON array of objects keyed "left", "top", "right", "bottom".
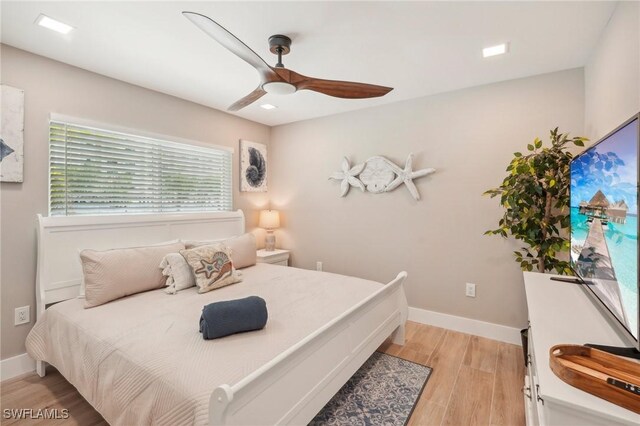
[
  {"left": 268, "top": 35, "right": 292, "bottom": 54},
  {"left": 269, "top": 34, "right": 292, "bottom": 67}
]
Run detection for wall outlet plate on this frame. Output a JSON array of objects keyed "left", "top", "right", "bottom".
[
  {"left": 465, "top": 283, "right": 476, "bottom": 298},
  {"left": 15, "top": 305, "right": 30, "bottom": 325},
  {"left": 316, "top": 261, "right": 323, "bottom": 272}
]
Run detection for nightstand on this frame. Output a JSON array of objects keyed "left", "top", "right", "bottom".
[{"left": 256, "top": 249, "right": 290, "bottom": 266}]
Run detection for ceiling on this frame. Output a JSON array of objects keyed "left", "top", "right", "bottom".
[{"left": 1, "top": 1, "right": 616, "bottom": 126}]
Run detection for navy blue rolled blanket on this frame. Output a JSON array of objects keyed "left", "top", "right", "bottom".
[{"left": 200, "top": 296, "right": 268, "bottom": 340}]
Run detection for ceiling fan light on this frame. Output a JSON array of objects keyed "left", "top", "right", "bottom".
[{"left": 263, "top": 82, "right": 296, "bottom": 95}]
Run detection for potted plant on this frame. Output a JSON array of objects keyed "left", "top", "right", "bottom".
[{"left": 484, "top": 128, "right": 587, "bottom": 274}]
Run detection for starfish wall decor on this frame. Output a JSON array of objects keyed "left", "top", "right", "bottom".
[{"left": 329, "top": 154, "right": 435, "bottom": 200}]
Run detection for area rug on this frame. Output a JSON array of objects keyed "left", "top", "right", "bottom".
[{"left": 309, "top": 351, "right": 432, "bottom": 426}]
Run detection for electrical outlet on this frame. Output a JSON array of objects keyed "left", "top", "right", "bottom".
[
  {"left": 465, "top": 283, "right": 476, "bottom": 298},
  {"left": 15, "top": 306, "right": 30, "bottom": 325},
  {"left": 316, "top": 261, "right": 323, "bottom": 271}
]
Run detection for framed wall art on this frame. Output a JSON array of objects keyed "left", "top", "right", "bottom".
[
  {"left": 1, "top": 85, "right": 25, "bottom": 183},
  {"left": 240, "top": 140, "right": 267, "bottom": 192}
]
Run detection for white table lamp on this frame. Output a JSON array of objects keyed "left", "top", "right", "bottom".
[{"left": 259, "top": 210, "right": 280, "bottom": 251}]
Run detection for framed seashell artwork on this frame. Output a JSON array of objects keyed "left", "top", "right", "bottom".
[
  {"left": 0, "top": 85, "right": 24, "bottom": 183},
  {"left": 240, "top": 140, "right": 267, "bottom": 192}
]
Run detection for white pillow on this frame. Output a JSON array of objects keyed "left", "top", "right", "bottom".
[{"left": 160, "top": 253, "right": 196, "bottom": 294}]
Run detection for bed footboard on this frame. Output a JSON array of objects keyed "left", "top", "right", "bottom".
[{"left": 208, "top": 271, "right": 408, "bottom": 425}]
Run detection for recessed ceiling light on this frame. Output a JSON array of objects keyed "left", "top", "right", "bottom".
[
  {"left": 483, "top": 43, "right": 508, "bottom": 58},
  {"left": 35, "top": 14, "right": 74, "bottom": 34},
  {"left": 260, "top": 104, "right": 278, "bottom": 110}
]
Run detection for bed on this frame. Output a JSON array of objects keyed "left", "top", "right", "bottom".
[{"left": 27, "top": 210, "right": 408, "bottom": 425}]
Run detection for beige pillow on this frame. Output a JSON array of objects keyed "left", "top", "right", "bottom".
[
  {"left": 184, "top": 233, "right": 257, "bottom": 269},
  {"left": 78, "top": 239, "right": 181, "bottom": 298},
  {"left": 81, "top": 241, "right": 185, "bottom": 308},
  {"left": 183, "top": 238, "right": 223, "bottom": 249},
  {"left": 160, "top": 253, "right": 196, "bottom": 294},
  {"left": 180, "top": 244, "right": 242, "bottom": 293}
]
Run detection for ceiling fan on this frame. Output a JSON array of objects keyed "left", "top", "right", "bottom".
[{"left": 182, "top": 12, "right": 393, "bottom": 111}]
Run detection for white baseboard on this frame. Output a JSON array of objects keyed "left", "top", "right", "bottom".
[
  {"left": 1, "top": 353, "right": 36, "bottom": 382},
  {"left": 408, "top": 306, "right": 522, "bottom": 345}
]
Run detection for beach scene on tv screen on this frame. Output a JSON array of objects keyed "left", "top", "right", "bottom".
[{"left": 570, "top": 119, "right": 638, "bottom": 339}]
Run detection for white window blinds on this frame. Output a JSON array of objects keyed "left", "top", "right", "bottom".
[{"left": 49, "top": 120, "right": 233, "bottom": 216}]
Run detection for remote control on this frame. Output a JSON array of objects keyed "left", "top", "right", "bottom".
[{"left": 606, "top": 377, "right": 640, "bottom": 396}]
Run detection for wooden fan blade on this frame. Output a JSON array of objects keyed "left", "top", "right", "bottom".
[
  {"left": 299, "top": 79, "right": 393, "bottom": 98},
  {"left": 228, "top": 87, "right": 267, "bottom": 111},
  {"left": 183, "top": 12, "right": 278, "bottom": 81},
  {"left": 283, "top": 70, "right": 393, "bottom": 99}
]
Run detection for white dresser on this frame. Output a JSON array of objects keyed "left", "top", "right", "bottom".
[{"left": 523, "top": 272, "right": 638, "bottom": 426}]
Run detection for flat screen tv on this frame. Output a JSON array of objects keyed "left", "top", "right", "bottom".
[{"left": 570, "top": 114, "right": 639, "bottom": 351}]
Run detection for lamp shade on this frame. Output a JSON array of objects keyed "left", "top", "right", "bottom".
[{"left": 259, "top": 210, "right": 280, "bottom": 229}]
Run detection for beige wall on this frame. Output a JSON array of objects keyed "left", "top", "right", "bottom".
[
  {"left": 270, "top": 69, "right": 585, "bottom": 329},
  {"left": 584, "top": 1, "right": 639, "bottom": 140},
  {"left": 0, "top": 45, "right": 271, "bottom": 359}
]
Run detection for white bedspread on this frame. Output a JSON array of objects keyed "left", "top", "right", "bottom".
[{"left": 26, "top": 264, "right": 383, "bottom": 425}]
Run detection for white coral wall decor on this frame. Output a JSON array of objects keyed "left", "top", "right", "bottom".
[
  {"left": 329, "top": 157, "right": 365, "bottom": 197},
  {"left": 329, "top": 154, "right": 435, "bottom": 200}
]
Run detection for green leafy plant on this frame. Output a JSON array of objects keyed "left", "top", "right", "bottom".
[{"left": 484, "top": 129, "right": 588, "bottom": 273}]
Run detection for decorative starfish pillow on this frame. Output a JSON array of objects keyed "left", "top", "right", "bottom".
[{"left": 180, "top": 244, "right": 242, "bottom": 293}]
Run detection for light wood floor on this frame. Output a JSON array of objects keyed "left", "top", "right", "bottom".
[
  {"left": 379, "top": 321, "right": 525, "bottom": 426},
  {"left": 0, "top": 322, "right": 525, "bottom": 425}
]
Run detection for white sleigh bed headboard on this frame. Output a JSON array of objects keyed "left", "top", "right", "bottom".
[{"left": 35, "top": 210, "right": 245, "bottom": 318}]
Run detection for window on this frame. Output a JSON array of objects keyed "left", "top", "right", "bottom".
[{"left": 49, "top": 119, "right": 232, "bottom": 216}]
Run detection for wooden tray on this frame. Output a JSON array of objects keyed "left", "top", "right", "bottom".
[{"left": 549, "top": 344, "right": 640, "bottom": 414}]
